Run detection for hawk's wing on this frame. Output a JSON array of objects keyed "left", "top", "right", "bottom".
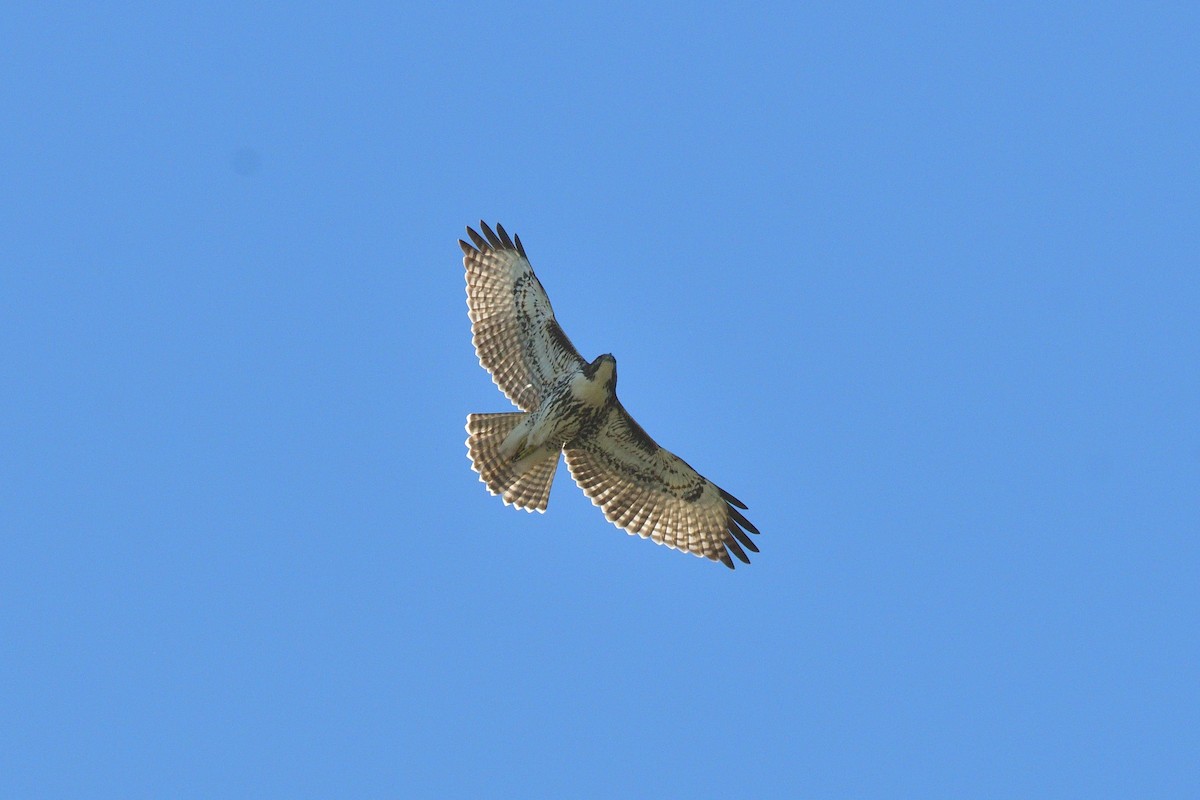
[
  {"left": 564, "top": 402, "right": 760, "bottom": 568},
  {"left": 461, "top": 222, "right": 586, "bottom": 411}
]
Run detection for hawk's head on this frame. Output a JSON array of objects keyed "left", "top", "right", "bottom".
[{"left": 585, "top": 353, "right": 617, "bottom": 393}]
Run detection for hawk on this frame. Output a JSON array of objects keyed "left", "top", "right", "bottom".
[{"left": 461, "top": 221, "right": 761, "bottom": 568}]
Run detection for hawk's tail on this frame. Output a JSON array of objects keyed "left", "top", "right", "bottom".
[{"left": 466, "top": 413, "right": 560, "bottom": 513}]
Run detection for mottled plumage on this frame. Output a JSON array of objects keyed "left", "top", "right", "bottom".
[{"left": 461, "top": 221, "right": 760, "bottom": 568}]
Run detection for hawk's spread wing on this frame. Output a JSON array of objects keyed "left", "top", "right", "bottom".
[
  {"left": 564, "top": 402, "right": 760, "bottom": 568},
  {"left": 461, "top": 222, "right": 586, "bottom": 411}
]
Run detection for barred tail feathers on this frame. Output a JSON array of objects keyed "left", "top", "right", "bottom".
[{"left": 465, "top": 412, "right": 560, "bottom": 512}]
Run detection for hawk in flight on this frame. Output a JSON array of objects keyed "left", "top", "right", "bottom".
[{"left": 461, "top": 222, "right": 760, "bottom": 568}]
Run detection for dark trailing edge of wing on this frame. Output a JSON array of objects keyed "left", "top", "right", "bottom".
[{"left": 461, "top": 221, "right": 528, "bottom": 259}]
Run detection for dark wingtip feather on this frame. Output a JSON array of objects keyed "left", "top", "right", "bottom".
[
  {"left": 724, "top": 537, "right": 751, "bottom": 564},
  {"left": 459, "top": 239, "right": 477, "bottom": 255},
  {"left": 480, "top": 221, "right": 503, "bottom": 248},
  {"left": 717, "top": 550, "right": 736, "bottom": 569},
  {"left": 496, "top": 223, "right": 515, "bottom": 249},
  {"left": 467, "top": 226, "right": 488, "bottom": 250},
  {"left": 514, "top": 233, "right": 527, "bottom": 258},
  {"left": 728, "top": 520, "right": 759, "bottom": 553},
  {"left": 729, "top": 506, "right": 759, "bottom": 535},
  {"left": 719, "top": 487, "right": 748, "bottom": 509}
]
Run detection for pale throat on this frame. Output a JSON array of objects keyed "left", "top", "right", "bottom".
[{"left": 570, "top": 361, "right": 614, "bottom": 407}]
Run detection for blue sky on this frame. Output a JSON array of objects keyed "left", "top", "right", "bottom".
[{"left": 2, "top": 3, "right": 1197, "bottom": 797}]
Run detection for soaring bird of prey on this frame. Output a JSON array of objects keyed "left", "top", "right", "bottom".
[{"left": 461, "top": 222, "right": 760, "bottom": 568}]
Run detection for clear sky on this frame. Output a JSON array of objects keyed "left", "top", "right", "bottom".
[{"left": 2, "top": 3, "right": 1197, "bottom": 797}]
